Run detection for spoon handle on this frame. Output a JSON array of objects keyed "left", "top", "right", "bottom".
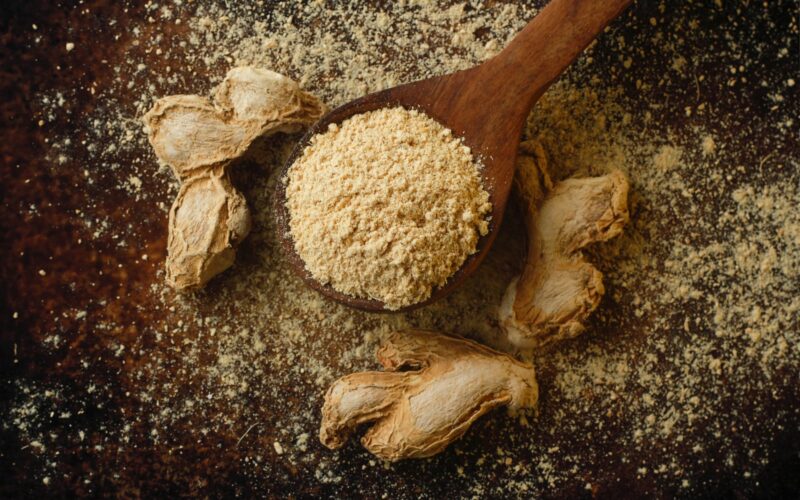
[{"left": 489, "top": 0, "right": 633, "bottom": 112}]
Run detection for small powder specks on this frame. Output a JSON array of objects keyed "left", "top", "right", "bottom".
[
  {"left": 701, "top": 135, "right": 716, "bottom": 156},
  {"left": 653, "top": 145, "right": 683, "bottom": 171}
]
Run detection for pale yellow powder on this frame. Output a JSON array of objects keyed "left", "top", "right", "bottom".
[{"left": 285, "top": 107, "right": 491, "bottom": 309}]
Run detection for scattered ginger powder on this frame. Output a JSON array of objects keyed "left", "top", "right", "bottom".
[{"left": 285, "top": 107, "right": 491, "bottom": 310}]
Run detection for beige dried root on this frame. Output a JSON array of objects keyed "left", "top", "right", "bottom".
[
  {"left": 499, "top": 141, "right": 630, "bottom": 349},
  {"left": 320, "top": 329, "right": 538, "bottom": 461},
  {"left": 143, "top": 66, "right": 326, "bottom": 180},
  {"left": 167, "top": 168, "right": 251, "bottom": 290},
  {"left": 142, "top": 66, "right": 326, "bottom": 290}
]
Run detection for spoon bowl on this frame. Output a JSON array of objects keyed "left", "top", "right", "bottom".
[{"left": 275, "top": 0, "right": 632, "bottom": 312}]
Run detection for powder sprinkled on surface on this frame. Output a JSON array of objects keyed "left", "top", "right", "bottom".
[
  {"left": 285, "top": 107, "right": 491, "bottom": 309},
  {"left": 4, "top": 0, "right": 798, "bottom": 497}
]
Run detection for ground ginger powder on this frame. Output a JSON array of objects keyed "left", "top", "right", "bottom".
[{"left": 285, "top": 107, "right": 491, "bottom": 310}]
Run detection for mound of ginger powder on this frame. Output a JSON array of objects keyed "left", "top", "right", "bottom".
[{"left": 285, "top": 107, "right": 491, "bottom": 310}]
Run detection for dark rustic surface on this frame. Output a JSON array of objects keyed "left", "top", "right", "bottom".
[{"left": 1, "top": 0, "right": 798, "bottom": 498}]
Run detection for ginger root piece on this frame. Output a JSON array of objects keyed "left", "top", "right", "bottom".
[
  {"left": 143, "top": 67, "right": 326, "bottom": 180},
  {"left": 141, "top": 66, "right": 325, "bottom": 290},
  {"left": 499, "top": 141, "right": 630, "bottom": 349},
  {"left": 142, "top": 94, "right": 254, "bottom": 181},
  {"left": 166, "top": 168, "right": 251, "bottom": 290},
  {"left": 214, "top": 67, "right": 326, "bottom": 133},
  {"left": 320, "top": 330, "right": 538, "bottom": 461}
]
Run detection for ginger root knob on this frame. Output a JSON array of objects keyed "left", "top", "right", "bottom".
[
  {"left": 142, "top": 66, "right": 326, "bottom": 290},
  {"left": 166, "top": 168, "right": 251, "bottom": 290},
  {"left": 499, "top": 141, "right": 630, "bottom": 349},
  {"left": 320, "top": 330, "right": 538, "bottom": 461}
]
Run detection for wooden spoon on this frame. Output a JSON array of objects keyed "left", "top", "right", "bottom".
[{"left": 275, "top": 0, "right": 633, "bottom": 312}]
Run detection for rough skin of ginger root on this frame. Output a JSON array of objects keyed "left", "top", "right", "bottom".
[
  {"left": 167, "top": 168, "right": 251, "bottom": 290},
  {"left": 320, "top": 330, "right": 538, "bottom": 461},
  {"left": 499, "top": 141, "right": 630, "bottom": 349},
  {"left": 144, "top": 67, "right": 326, "bottom": 180},
  {"left": 142, "top": 66, "right": 325, "bottom": 290}
]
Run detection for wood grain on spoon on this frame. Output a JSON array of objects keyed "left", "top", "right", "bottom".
[{"left": 275, "top": 0, "right": 633, "bottom": 312}]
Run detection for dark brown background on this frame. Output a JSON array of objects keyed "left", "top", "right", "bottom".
[{"left": 1, "top": 0, "right": 798, "bottom": 498}]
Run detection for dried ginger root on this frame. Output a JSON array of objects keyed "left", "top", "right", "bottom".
[
  {"left": 142, "top": 67, "right": 326, "bottom": 290},
  {"left": 320, "top": 330, "right": 538, "bottom": 461},
  {"left": 144, "top": 67, "right": 326, "bottom": 180},
  {"left": 167, "top": 168, "right": 251, "bottom": 290},
  {"left": 499, "top": 140, "right": 630, "bottom": 349}
]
